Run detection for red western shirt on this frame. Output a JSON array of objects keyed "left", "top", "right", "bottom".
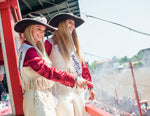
[
  {"left": 23, "top": 41, "right": 76, "bottom": 88},
  {"left": 44, "top": 39, "right": 93, "bottom": 89}
]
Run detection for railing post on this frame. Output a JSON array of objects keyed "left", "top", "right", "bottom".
[
  {"left": 0, "top": 0, "right": 23, "bottom": 115},
  {"left": 129, "top": 62, "right": 142, "bottom": 116}
]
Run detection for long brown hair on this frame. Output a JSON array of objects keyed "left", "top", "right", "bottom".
[{"left": 52, "top": 20, "right": 83, "bottom": 63}]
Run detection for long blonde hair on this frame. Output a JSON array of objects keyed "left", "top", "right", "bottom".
[
  {"left": 23, "top": 25, "right": 48, "bottom": 58},
  {"left": 52, "top": 21, "right": 83, "bottom": 63}
]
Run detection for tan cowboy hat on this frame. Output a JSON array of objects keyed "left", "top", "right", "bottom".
[
  {"left": 14, "top": 12, "right": 57, "bottom": 33},
  {"left": 48, "top": 12, "right": 84, "bottom": 28}
]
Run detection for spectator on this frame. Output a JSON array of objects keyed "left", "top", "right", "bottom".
[{"left": 0, "top": 70, "right": 6, "bottom": 101}]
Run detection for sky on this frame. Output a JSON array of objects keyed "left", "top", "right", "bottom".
[{"left": 77, "top": 0, "right": 150, "bottom": 64}]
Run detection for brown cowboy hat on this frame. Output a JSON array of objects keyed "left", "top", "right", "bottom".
[
  {"left": 14, "top": 12, "right": 57, "bottom": 33},
  {"left": 48, "top": 13, "right": 84, "bottom": 28}
]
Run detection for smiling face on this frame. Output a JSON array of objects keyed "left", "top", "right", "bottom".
[
  {"left": 32, "top": 25, "right": 46, "bottom": 44},
  {"left": 66, "top": 19, "right": 75, "bottom": 34}
]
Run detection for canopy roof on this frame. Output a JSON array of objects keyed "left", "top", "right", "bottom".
[{"left": 18, "top": 0, "right": 81, "bottom": 21}]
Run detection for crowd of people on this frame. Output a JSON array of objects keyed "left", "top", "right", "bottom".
[
  {"left": 92, "top": 91, "right": 150, "bottom": 116},
  {"left": 0, "top": 70, "right": 8, "bottom": 101},
  {"left": 0, "top": 37, "right": 8, "bottom": 101},
  {"left": 0, "top": 63, "right": 8, "bottom": 101}
]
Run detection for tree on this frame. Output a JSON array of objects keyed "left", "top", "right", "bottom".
[
  {"left": 136, "top": 51, "right": 144, "bottom": 60},
  {"left": 119, "top": 56, "right": 129, "bottom": 64},
  {"left": 89, "top": 61, "right": 97, "bottom": 73},
  {"left": 130, "top": 55, "right": 138, "bottom": 61},
  {"left": 112, "top": 56, "right": 118, "bottom": 63}
]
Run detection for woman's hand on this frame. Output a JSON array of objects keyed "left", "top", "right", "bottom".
[
  {"left": 75, "top": 77, "right": 93, "bottom": 89},
  {"left": 88, "top": 89, "right": 95, "bottom": 101}
]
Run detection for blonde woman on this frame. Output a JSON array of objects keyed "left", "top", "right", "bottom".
[
  {"left": 15, "top": 12, "right": 92, "bottom": 116},
  {"left": 45, "top": 13, "right": 95, "bottom": 116}
]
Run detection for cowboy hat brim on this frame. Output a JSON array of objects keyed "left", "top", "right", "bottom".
[
  {"left": 14, "top": 19, "right": 57, "bottom": 33},
  {"left": 49, "top": 13, "right": 84, "bottom": 28}
]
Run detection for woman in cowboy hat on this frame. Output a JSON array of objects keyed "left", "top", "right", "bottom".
[
  {"left": 14, "top": 12, "right": 92, "bottom": 116},
  {"left": 45, "top": 12, "right": 95, "bottom": 116}
]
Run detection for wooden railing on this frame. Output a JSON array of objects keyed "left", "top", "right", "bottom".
[{"left": 85, "top": 103, "right": 114, "bottom": 116}]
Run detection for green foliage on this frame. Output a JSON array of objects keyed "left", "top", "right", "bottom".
[
  {"left": 119, "top": 56, "right": 129, "bottom": 64},
  {"left": 133, "top": 61, "right": 142, "bottom": 67},
  {"left": 118, "top": 51, "right": 144, "bottom": 65},
  {"left": 88, "top": 49, "right": 145, "bottom": 70},
  {"left": 89, "top": 61, "right": 97, "bottom": 72},
  {"left": 112, "top": 56, "right": 118, "bottom": 62},
  {"left": 130, "top": 52, "right": 143, "bottom": 61},
  {"left": 136, "top": 51, "right": 144, "bottom": 60},
  {"left": 130, "top": 55, "right": 138, "bottom": 61}
]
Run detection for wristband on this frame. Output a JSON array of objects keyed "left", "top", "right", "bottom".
[
  {"left": 88, "top": 88, "right": 93, "bottom": 90},
  {"left": 75, "top": 76, "right": 78, "bottom": 83}
]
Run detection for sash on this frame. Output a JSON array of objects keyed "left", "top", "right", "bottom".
[
  {"left": 69, "top": 50, "right": 82, "bottom": 76},
  {"left": 17, "top": 44, "right": 32, "bottom": 94},
  {"left": 46, "top": 38, "right": 82, "bottom": 76}
]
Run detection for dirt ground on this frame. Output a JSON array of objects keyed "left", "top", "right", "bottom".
[{"left": 94, "top": 66, "right": 150, "bottom": 104}]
